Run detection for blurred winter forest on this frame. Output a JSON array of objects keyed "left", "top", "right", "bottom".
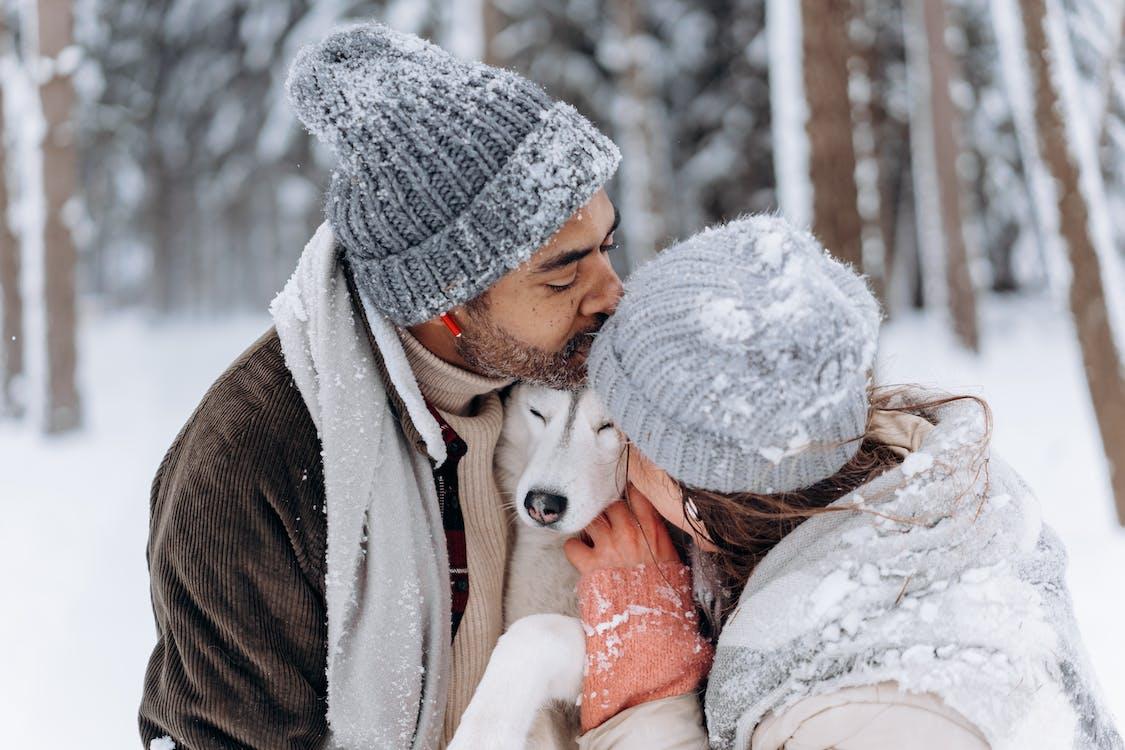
[
  {"left": 1, "top": 0, "right": 1124, "bottom": 517},
  {"left": 2, "top": 3, "right": 1125, "bottom": 743}
]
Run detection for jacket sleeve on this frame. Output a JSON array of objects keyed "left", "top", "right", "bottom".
[
  {"left": 577, "top": 694, "right": 709, "bottom": 750},
  {"left": 749, "top": 682, "right": 990, "bottom": 750},
  {"left": 138, "top": 407, "right": 329, "bottom": 749}
]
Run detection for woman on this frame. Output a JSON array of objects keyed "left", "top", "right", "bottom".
[{"left": 566, "top": 215, "right": 1121, "bottom": 750}]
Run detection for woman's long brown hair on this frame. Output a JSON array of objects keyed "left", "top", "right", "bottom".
[{"left": 679, "top": 386, "right": 992, "bottom": 627}]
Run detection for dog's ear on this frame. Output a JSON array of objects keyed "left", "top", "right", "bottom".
[{"left": 498, "top": 382, "right": 519, "bottom": 405}]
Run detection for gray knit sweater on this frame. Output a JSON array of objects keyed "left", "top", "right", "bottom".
[{"left": 706, "top": 391, "right": 1122, "bottom": 750}]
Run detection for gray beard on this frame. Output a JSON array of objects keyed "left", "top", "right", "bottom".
[{"left": 455, "top": 314, "right": 603, "bottom": 389}]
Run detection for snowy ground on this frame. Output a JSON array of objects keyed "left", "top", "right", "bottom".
[
  {"left": 0, "top": 310, "right": 271, "bottom": 748},
  {"left": 1, "top": 294, "right": 1122, "bottom": 747}
]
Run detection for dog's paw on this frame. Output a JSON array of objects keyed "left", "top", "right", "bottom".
[
  {"left": 449, "top": 614, "right": 586, "bottom": 749},
  {"left": 500, "top": 614, "right": 585, "bottom": 702}
]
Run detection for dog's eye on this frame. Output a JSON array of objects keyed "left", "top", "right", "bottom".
[
  {"left": 529, "top": 408, "right": 547, "bottom": 423},
  {"left": 597, "top": 423, "right": 614, "bottom": 433}
]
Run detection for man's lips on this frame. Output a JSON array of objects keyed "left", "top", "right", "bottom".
[{"left": 567, "top": 336, "right": 595, "bottom": 362}]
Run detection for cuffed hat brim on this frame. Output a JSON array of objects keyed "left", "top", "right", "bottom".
[
  {"left": 589, "top": 327, "right": 868, "bottom": 495},
  {"left": 335, "top": 101, "right": 619, "bottom": 326}
]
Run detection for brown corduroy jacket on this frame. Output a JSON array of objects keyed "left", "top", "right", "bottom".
[
  {"left": 139, "top": 327, "right": 330, "bottom": 748},
  {"left": 138, "top": 286, "right": 431, "bottom": 748}
]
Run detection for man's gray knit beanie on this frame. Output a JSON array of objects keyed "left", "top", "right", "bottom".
[
  {"left": 285, "top": 22, "right": 621, "bottom": 326},
  {"left": 589, "top": 215, "right": 882, "bottom": 495}
]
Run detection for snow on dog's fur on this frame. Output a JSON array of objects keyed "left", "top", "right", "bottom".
[{"left": 449, "top": 384, "right": 625, "bottom": 749}]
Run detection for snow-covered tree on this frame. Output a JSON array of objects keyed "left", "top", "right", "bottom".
[
  {"left": 1049, "top": 0, "right": 1125, "bottom": 363},
  {"left": 1017, "top": 0, "right": 1125, "bottom": 523},
  {"left": 0, "top": 8, "right": 23, "bottom": 418},
  {"left": 800, "top": 0, "right": 864, "bottom": 270},
  {"left": 1056, "top": 0, "right": 1124, "bottom": 257},
  {"left": 666, "top": 0, "right": 776, "bottom": 231},
  {"left": 860, "top": 0, "right": 924, "bottom": 313},
  {"left": 848, "top": 1, "right": 890, "bottom": 303},
  {"left": 1099, "top": 41, "right": 1124, "bottom": 257},
  {"left": 76, "top": 0, "right": 442, "bottom": 312},
  {"left": 605, "top": 0, "right": 676, "bottom": 266},
  {"left": 950, "top": 0, "right": 1040, "bottom": 293},
  {"left": 904, "top": 0, "right": 979, "bottom": 351},
  {"left": 34, "top": 0, "right": 83, "bottom": 432},
  {"left": 487, "top": 0, "right": 775, "bottom": 271}
]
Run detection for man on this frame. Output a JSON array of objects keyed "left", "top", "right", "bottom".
[{"left": 139, "top": 22, "right": 622, "bottom": 749}]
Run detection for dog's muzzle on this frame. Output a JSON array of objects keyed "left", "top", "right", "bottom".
[{"left": 524, "top": 490, "right": 568, "bottom": 526}]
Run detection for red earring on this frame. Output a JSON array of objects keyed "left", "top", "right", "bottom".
[{"left": 440, "top": 312, "right": 463, "bottom": 338}]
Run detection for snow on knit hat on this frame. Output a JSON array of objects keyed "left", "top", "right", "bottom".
[
  {"left": 285, "top": 22, "right": 621, "bottom": 326},
  {"left": 589, "top": 215, "right": 882, "bottom": 495}
]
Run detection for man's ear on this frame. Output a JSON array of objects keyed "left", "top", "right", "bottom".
[{"left": 406, "top": 315, "right": 446, "bottom": 341}]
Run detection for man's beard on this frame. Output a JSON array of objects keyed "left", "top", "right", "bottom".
[{"left": 455, "top": 311, "right": 608, "bottom": 389}]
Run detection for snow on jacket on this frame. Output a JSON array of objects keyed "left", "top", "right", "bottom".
[
  {"left": 706, "top": 389, "right": 1122, "bottom": 750},
  {"left": 270, "top": 222, "right": 453, "bottom": 749},
  {"left": 142, "top": 223, "right": 502, "bottom": 749}
]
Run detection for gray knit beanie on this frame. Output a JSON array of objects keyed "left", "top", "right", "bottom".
[
  {"left": 285, "top": 22, "right": 621, "bottom": 326},
  {"left": 589, "top": 215, "right": 882, "bottom": 495}
]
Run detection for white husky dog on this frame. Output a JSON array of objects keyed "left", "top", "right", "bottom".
[{"left": 448, "top": 383, "right": 626, "bottom": 749}]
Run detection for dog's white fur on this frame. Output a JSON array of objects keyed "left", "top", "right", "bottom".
[{"left": 448, "top": 385, "right": 625, "bottom": 749}]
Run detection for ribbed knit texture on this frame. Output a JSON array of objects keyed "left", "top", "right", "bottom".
[
  {"left": 706, "top": 393, "right": 1124, "bottom": 750},
  {"left": 398, "top": 332, "right": 514, "bottom": 744},
  {"left": 285, "top": 22, "right": 620, "bottom": 326},
  {"left": 588, "top": 215, "right": 882, "bottom": 494},
  {"left": 140, "top": 330, "right": 331, "bottom": 748},
  {"left": 577, "top": 562, "right": 714, "bottom": 733}
]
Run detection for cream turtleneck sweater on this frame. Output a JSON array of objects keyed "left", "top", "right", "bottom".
[{"left": 398, "top": 330, "right": 515, "bottom": 744}]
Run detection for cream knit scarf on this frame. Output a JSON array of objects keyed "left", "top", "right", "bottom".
[{"left": 271, "top": 222, "right": 451, "bottom": 750}]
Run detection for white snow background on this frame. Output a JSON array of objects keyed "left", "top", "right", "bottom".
[{"left": 1, "top": 294, "right": 1123, "bottom": 746}]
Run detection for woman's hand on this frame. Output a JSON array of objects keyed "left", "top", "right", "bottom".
[
  {"left": 565, "top": 484, "right": 713, "bottom": 733},
  {"left": 564, "top": 483, "right": 681, "bottom": 575}
]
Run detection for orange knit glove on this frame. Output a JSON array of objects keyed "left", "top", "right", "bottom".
[{"left": 577, "top": 561, "right": 714, "bottom": 732}]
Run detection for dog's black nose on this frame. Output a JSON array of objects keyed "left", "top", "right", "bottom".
[{"left": 524, "top": 491, "right": 568, "bottom": 526}]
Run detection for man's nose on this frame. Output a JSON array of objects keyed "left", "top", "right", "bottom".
[{"left": 580, "top": 253, "right": 624, "bottom": 317}]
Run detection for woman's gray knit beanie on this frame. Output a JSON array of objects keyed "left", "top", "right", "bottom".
[
  {"left": 589, "top": 215, "right": 882, "bottom": 495},
  {"left": 285, "top": 22, "right": 620, "bottom": 326}
]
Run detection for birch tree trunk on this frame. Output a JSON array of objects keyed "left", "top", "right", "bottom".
[
  {"left": 1021, "top": 0, "right": 1125, "bottom": 524},
  {"left": 37, "top": 0, "right": 81, "bottom": 432},
  {"left": 0, "top": 16, "right": 24, "bottom": 418},
  {"left": 801, "top": 0, "right": 864, "bottom": 270},
  {"left": 768, "top": 0, "right": 811, "bottom": 227}
]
